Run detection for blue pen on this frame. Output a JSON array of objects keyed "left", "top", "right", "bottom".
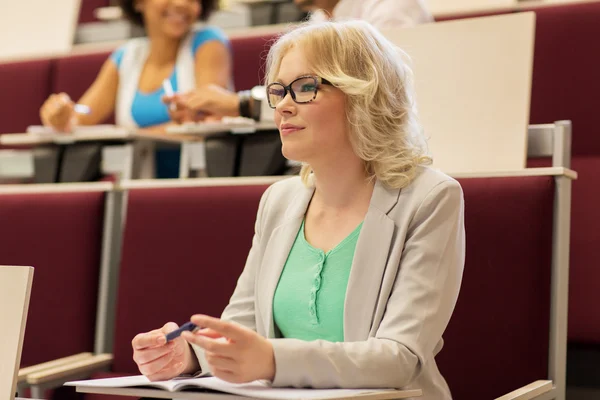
[{"left": 165, "top": 322, "right": 199, "bottom": 342}]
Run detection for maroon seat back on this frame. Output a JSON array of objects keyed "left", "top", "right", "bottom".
[
  {"left": 111, "top": 184, "right": 269, "bottom": 373},
  {"left": 0, "top": 59, "right": 52, "bottom": 135},
  {"left": 230, "top": 33, "right": 279, "bottom": 90},
  {"left": 78, "top": 0, "right": 111, "bottom": 24},
  {"left": 561, "top": 157, "right": 600, "bottom": 343},
  {"left": 437, "top": 176, "right": 554, "bottom": 399},
  {"left": 525, "top": 2, "right": 600, "bottom": 157},
  {"left": 0, "top": 189, "right": 106, "bottom": 366},
  {"left": 529, "top": 156, "right": 600, "bottom": 343},
  {"left": 52, "top": 51, "right": 115, "bottom": 124}
]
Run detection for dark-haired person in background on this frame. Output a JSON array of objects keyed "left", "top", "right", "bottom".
[{"left": 40, "top": 0, "right": 231, "bottom": 178}]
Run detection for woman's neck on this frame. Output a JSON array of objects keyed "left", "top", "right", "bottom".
[
  {"left": 146, "top": 31, "right": 182, "bottom": 66},
  {"left": 310, "top": 155, "right": 374, "bottom": 211}
]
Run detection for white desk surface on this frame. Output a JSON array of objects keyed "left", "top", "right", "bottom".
[
  {"left": 166, "top": 120, "right": 277, "bottom": 136},
  {"left": 75, "top": 386, "right": 422, "bottom": 400},
  {"left": 0, "top": 130, "right": 131, "bottom": 146},
  {"left": 0, "top": 121, "right": 278, "bottom": 146},
  {"left": 0, "top": 129, "right": 204, "bottom": 146}
]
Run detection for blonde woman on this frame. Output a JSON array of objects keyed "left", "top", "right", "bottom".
[{"left": 132, "top": 21, "right": 465, "bottom": 399}]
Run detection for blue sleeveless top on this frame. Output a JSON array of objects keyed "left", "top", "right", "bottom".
[{"left": 109, "top": 27, "right": 229, "bottom": 178}]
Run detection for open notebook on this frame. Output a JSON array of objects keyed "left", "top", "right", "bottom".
[{"left": 65, "top": 375, "right": 422, "bottom": 400}]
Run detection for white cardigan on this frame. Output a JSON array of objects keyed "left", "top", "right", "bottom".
[{"left": 115, "top": 32, "right": 197, "bottom": 128}]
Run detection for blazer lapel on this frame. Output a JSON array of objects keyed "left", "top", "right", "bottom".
[
  {"left": 259, "top": 184, "right": 315, "bottom": 337},
  {"left": 344, "top": 180, "right": 400, "bottom": 341}
]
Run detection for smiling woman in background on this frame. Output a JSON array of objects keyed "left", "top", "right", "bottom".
[{"left": 39, "top": 0, "right": 231, "bottom": 178}]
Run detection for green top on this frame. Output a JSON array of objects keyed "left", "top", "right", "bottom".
[{"left": 273, "top": 220, "right": 363, "bottom": 342}]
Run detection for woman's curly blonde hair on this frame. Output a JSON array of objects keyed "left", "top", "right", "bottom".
[{"left": 265, "top": 20, "right": 431, "bottom": 189}]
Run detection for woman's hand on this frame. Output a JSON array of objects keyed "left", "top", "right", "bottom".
[
  {"left": 132, "top": 322, "right": 199, "bottom": 381},
  {"left": 182, "top": 314, "right": 275, "bottom": 384},
  {"left": 163, "top": 95, "right": 199, "bottom": 124},
  {"left": 163, "top": 85, "right": 240, "bottom": 123},
  {"left": 39, "top": 93, "right": 76, "bottom": 132}
]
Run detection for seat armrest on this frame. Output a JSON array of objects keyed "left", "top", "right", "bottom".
[
  {"left": 18, "top": 352, "right": 93, "bottom": 384},
  {"left": 495, "top": 380, "right": 553, "bottom": 400},
  {"left": 26, "top": 353, "right": 113, "bottom": 386}
]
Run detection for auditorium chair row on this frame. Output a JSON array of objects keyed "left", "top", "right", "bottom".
[{"left": 0, "top": 160, "right": 575, "bottom": 399}]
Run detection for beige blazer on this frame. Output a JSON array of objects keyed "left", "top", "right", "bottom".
[{"left": 193, "top": 166, "right": 465, "bottom": 400}]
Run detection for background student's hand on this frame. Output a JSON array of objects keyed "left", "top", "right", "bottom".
[
  {"left": 132, "top": 322, "right": 199, "bottom": 381},
  {"left": 163, "top": 84, "right": 240, "bottom": 123},
  {"left": 163, "top": 95, "right": 199, "bottom": 124},
  {"left": 39, "top": 93, "right": 76, "bottom": 132},
  {"left": 182, "top": 314, "right": 275, "bottom": 384}
]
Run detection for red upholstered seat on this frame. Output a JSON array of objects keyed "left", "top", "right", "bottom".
[
  {"left": 0, "top": 190, "right": 106, "bottom": 367},
  {"left": 0, "top": 59, "right": 52, "bottom": 136},
  {"left": 82, "top": 176, "right": 556, "bottom": 400},
  {"left": 565, "top": 157, "right": 600, "bottom": 343},
  {"left": 51, "top": 51, "right": 114, "bottom": 124},
  {"left": 78, "top": 0, "right": 111, "bottom": 24},
  {"left": 437, "top": 175, "right": 554, "bottom": 399},
  {"left": 524, "top": 2, "right": 600, "bottom": 157},
  {"left": 529, "top": 156, "right": 600, "bottom": 344},
  {"left": 230, "top": 33, "right": 279, "bottom": 90},
  {"left": 438, "top": 1, "right": 600, "bottom": 347},
  {"left": 111, "top": 184, "right": 269, "bottom": 375}
]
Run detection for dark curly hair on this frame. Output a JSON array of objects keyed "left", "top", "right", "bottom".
[{"left": 119, "top": 0, "right": 218, "bottom": 27}]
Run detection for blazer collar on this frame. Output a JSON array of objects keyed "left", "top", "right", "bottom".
[
  {"left": 370, "top": 178, "right": 401, "bottom": 215},
  {"left": 284, "top": 178, "right": 400, "bottom": 219},
  {"left": 344, "top": 179, "right": 400, "bottom": 341}
]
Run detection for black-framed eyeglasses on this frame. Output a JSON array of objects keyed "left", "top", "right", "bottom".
[{"left": 266, "top": 75, "right": 332, "bottom": 109}]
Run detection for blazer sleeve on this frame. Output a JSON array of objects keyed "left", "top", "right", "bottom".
[
  {"left": 191, "top": 183, "right": 274, "bottom": 373},
  {"left": 270, "top": 179, "right": 465, "bottom": 389}
]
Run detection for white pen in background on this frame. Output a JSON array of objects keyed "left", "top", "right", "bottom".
[
  {"left": 162, "top": 79, "right": 177, "bottom": 111},
  {"left": 74, "top": 104, "right": 91, "bottom": 115}
]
